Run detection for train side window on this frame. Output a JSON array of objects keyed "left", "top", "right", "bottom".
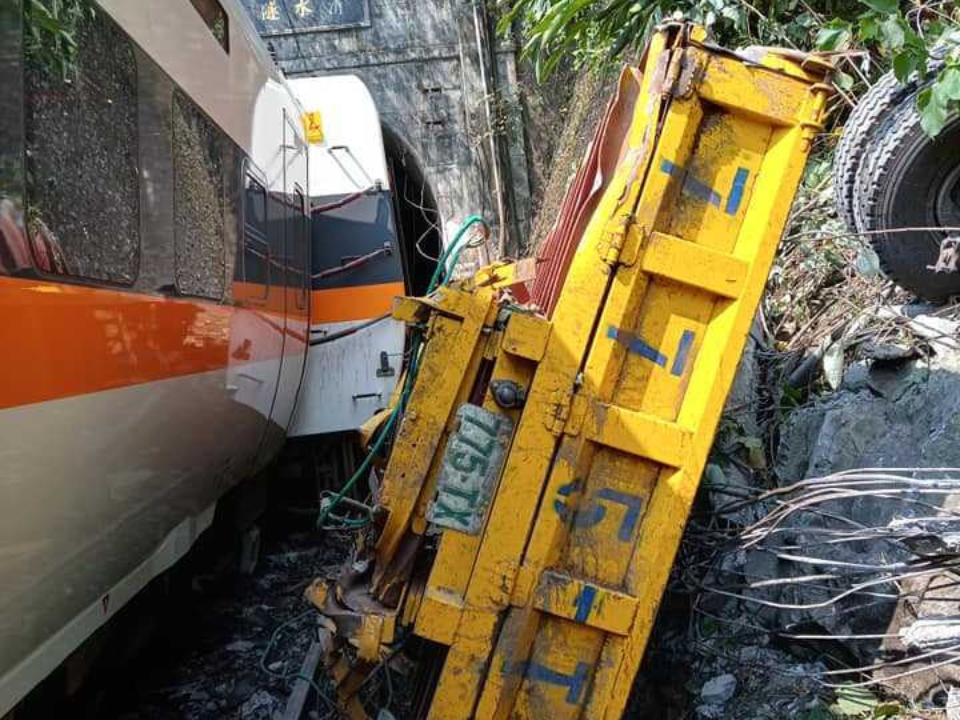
[
  {"left": 243, "top": 173, "right": 269, "bottom": 301},
  {"left": 294, "top": 188, "right": 308, "bottom": 310},
  {"left": 22, "top": 1, "right": 140, "bottom": 284},
  {"left": 172, "top": 91, "right": 225, "bottom": 300},
  {"left": 266, "top": 189, "right": 286, "bottom": 295},
  {"left": 0, "top": 0, "right": 24, "bottom": 277},
  {"left": 188, "top": 0, "right": 229, "bottom": 53}
]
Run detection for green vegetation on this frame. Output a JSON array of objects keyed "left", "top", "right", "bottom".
[
  {"left": 497, "top": 0, "right": 960, "bottom": 134},
  {"left": 23, "top": 0, "right": 94, "bottom": 80}
]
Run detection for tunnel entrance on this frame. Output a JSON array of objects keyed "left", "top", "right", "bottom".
[{"left": 382, "top": 126, "right": 440, "bottom": 297}]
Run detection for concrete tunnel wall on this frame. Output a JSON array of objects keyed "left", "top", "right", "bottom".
[{"left": 239, "top": 0, "right": 533, "bottom": 264}]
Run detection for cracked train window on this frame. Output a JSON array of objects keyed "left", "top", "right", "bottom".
[
  {"left": 172, "top": 90, "right": 226, "bottom": 300},
  {"left": 22, "top": 0, "right": 141, "bottom": 284}
]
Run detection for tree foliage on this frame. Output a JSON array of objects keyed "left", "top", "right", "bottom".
[
  {"left": 23, "top": 0, "right": 94, "bottom": 80},
  {"left": 497, "top": 0, "right": 960, "bottom": 134}
]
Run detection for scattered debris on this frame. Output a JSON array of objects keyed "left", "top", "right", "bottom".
[
  {"left": 700, "top": 673, "right": 737, "bottom": 704},
  {"left": 947, "top": 686, "right": 960, "bottom": 720},
  {"left": 907, "top": 313, "right": 960, "bottom": 353},
  {"left": 900, "top": 617, "right": 960, "bottom": 652},
  {"left": 226, "top": 640, "right": 256, "bottom": 654},
  {"left": 239, "top": 689, "right": 277, "bottom": 720},
  {"left": 928, "top": 236, "right": 960, "bottom": 274},
  {"left": 103, "top": 522, "right": 351, "bottom": 720}
]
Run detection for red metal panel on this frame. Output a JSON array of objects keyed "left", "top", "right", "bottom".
[{"left": 530, "top": 68, "right": 641, "bottom": 317}]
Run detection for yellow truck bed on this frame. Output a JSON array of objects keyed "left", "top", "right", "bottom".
[{"left": 308, "top": 22, "right": 831, "bottom": 720}]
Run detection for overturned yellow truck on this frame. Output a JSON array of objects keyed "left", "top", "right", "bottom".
[{"left": 307, "top": 22, "right": 833, "bottom": 720}]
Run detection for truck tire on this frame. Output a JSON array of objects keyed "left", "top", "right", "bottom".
[
  {"left": 858, "top": 92, "right": 960, "bottom": 299},
  {"left": 834, "top": 72, "right": 912, "bottom": 232}
]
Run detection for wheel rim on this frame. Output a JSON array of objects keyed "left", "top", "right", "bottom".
[
  {"left": 934, "top": 159, "right": 960, "bottom": 231},
  {"left": 870, "top": 114, "right": 960, "bottom": 298}
]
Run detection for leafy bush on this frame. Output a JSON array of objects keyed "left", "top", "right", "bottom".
[
  {"left": 497, "top": 0, "right": 960, "bottom": 134},
  {"left": 23, "top": 0, "right": 95, "bottom": 81}
]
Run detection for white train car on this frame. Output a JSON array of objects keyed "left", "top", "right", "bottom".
[
  {"left": 0, "top": 0, "right": 445, "bottom": 713},
  {"left": 0, "top": 0, "right": 310, "bottom": 714},
  {"left": 289, "top": 75, "right": 407, "bottom": 436}
]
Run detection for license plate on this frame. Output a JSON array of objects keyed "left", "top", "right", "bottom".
[{"left": 426, "top": 404, "right": 513, "bottom": 535}]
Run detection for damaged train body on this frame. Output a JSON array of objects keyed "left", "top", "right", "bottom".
[{"left": 0, "top": 0, "right": 414, "bottom": 714}]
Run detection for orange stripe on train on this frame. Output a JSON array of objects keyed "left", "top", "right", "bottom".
[
  {"left": 0, "top": 277, "right": 306, "bottom": 409},
  {"left": 310, "top": 282, "right": 405, "bottom": 324}
]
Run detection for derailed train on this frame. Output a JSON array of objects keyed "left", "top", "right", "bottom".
[{"left": 0, "top": 0, "right": 425, "bottom": 713}]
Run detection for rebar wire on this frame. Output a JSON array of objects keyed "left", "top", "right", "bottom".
[
  {"left": 786, "top": 225, "right": 960, "bottom": 242},
  {"left": 680, "top": 467, "right": 960, "bottom": 697},
  {"left": 259, "top": 609, "right": 345, "bottom": 717},
  {"left": 401, "top": 164, "right": 443, "bottom": 264}
]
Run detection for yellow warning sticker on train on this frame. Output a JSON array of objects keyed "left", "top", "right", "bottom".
[{"left": 302, "top": 111, "right": 324, "bottom": 144}]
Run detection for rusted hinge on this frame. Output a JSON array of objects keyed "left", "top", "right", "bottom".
[
  {"left": 675, "top": 47, "right": 707, "bottom": 99},
  {"left": 597, "top": 215, "right": 642, "bottom": 267}
]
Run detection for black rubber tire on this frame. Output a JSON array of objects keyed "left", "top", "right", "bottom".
[
  {"left": 836, "top": 55, "right": 946, "bottom": 233},
  {"left": 859, "top": 95, "right": 960, "bottom": 299},
  {"left": 834, "top": 72, "right": 913, "bottom": 232},
  {"left": 850, "top": 89, "right": 930, "bottom": 235}
]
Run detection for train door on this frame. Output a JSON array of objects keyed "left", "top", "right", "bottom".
[
  {"left": 261, "top": 111, "right": 309, "bottom": 457},
  {"left": 231, "top": 161, "right": 284, "bottom": 476}
]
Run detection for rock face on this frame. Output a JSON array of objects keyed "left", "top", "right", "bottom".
[
  {"left": 667, "top": 327, "right": 960, "bottom": 720},
  {"left": 777, "top": 356, "right": 960, "bottom": 478},
  {"left": 751, "top": 345, "right": 960, "bottom": 705}
]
